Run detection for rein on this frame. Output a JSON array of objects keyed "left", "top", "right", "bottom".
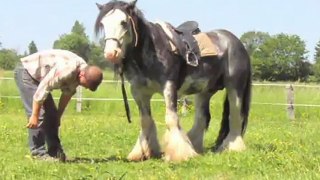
[
  {"left": 105, "top": 12, "right": 139, "bottom": 124},
  {"left": 119, "top": 14, "right": 138, "bottom": 124},
  {"left": 119, "top": 67, "right": 131, "bottom": 123}
]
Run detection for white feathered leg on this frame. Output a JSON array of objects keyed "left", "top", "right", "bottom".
[{"left": 163, "top": 81, "right": 197, "bottom": 161}]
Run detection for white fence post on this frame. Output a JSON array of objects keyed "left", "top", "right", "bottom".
[
  {"left": 286, "top": 84, "right": 295, "bottom": 120},
  {"left": 181, "top": 98, "right": 188, "bottom": 116},
  {"left": 76, "top": 86, "right": 82, "bottom": 113},
  {"left": 181, "top": 97, "right": 192, "bottom": 116}
]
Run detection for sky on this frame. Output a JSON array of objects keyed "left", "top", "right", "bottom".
[{"left": 0, "top": 0, "right": 319, "bottom": 60}]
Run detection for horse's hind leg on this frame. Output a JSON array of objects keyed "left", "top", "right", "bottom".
[
  {"left": 215, "top": 87, "right": 247, "bottom": 152},
  {"left": 187, "top": 92, "right": 212, "bottom": 153},
  {"left": 127, "top": 88, "right": 161, "bottom": 161},
  {"left": 163, "top": 81, "right": 197, "bottom": 161}
]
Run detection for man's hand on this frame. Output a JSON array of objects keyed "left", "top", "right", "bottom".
[
  {"left": 26, "top": 115, "right": 39, "bottom": 129},
  {"left": 27, "top": 100, "right": 42, "bottom": 129}
]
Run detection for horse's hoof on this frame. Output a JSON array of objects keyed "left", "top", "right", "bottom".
[
  {"left": 127, "top": 153, "right": 147, "bottom": 162},
  {"left": 164, "top": 148, "right": 198, "bottom": 162},
  {"left": 215, "top": 135, "right": 246, "bottom": 152},
  {"left": 164, "top": 130, "right": 198, "bottom": 162}
]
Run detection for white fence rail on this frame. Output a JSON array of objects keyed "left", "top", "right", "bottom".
[{"left": 1, "top": 77, "right": 320, "bottom": 120}]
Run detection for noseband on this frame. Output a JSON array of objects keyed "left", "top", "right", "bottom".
[{"left": 105, "top": 37, "right": 122, "bottom": 47}]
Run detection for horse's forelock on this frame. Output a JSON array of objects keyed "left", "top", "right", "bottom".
[{"left": 94, "top": 1, "right": 145, "bottom": 37}]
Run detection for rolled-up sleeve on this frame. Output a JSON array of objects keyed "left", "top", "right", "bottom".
[{"left": 33, "top": 67, "right": 58, "bottom": 103}]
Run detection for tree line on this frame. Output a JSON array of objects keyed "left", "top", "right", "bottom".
[
  {"left": 0, "top": 21, "right": 113, "bottom": 71},
  {"left": 1, "top": 21, "right": 320, "bottom": 82}
]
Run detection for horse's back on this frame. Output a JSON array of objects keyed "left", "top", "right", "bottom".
[
  {"left": 194, "top": 29, "right": 250, "bottom": 88},
  {"left": 205, "top": 29, "right": 250, "bottom": 66},
  {"left": 205, "top": 29, "right": 246, "bottom": 54}
]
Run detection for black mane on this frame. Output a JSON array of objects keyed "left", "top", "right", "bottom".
[{"left": 94, "top": 0, "right": 146, "bottom": 36}]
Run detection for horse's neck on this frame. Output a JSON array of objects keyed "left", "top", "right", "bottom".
[
  {"left": 123, "top": 21, "right": 167, "bottom": 83},
  {"left": 126, "top": 21, "right": 155, "bottom": 66}
]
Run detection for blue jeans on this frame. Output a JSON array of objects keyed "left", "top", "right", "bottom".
[{"left": 14, "top": 65, "right": 63, "bottom": 157}]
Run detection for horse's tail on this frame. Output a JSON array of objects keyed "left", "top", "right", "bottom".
[
  {"left": 241, "top": 73, "right": 251, "bottom": 136},
  {"left": 214, "top": 95, "right": 230, "bottom": 148}
]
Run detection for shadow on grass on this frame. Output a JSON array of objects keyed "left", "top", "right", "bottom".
[{"left": 66, "top": 155, "right": 130, "bottom": 164}]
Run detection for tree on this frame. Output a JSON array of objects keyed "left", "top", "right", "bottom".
[
  {"left": 87, "top": 42, "right": 113, "bottom": 69},
  {"left": 0, "top": 49, "right": 20, "bottom": 70},
  {"left": 53, "top": 33, "right": 90, "bottom": 60},
  {"left": 72, "top": 21, "right": 87, "bottom": 36},
  {"left": 253, "top": 33, "right": 309, "bottom": 81},
  {"left": 314, "top": 40, "right": 320, "bottom": 63},
  {"left": 312, "top": 40, "right": 320, "bottom": 81},
  {"left": 53, "top": 21, "right": 90, "bottom": 61},
  {"left": 240, "top": 31, "right": 270, "bottom": 56},
  {"left": 28, "top": 41, "right": 38, "bottom": 54}
]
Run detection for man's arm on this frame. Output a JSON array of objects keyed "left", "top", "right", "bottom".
[
  {"left": 26, "top": 68, "right": 57, "bottom": 129},
  {"left": 26, "top": 100, "right": 42, "bottom": 128},
  {"left": 57, "top": 93, "right": 73, "bottom": 120}
]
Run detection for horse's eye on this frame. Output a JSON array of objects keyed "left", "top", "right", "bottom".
[{"left": 121, "top": 21, "right": 128, "bottom": 28}]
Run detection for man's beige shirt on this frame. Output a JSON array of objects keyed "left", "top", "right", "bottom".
[{"left": 21, "top": 49, "right": 87, "bottom": 103}]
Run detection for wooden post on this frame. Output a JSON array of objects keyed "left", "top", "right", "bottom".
[
  {"left": 286, "top": 84, "right": 294, "bottom": 120},
  {"left": 181, "top": 98, "right": 188, "bottom": 116},
  {"left": 181, "top": 97, "right": 192, "bottom": 116},
  {"left": 76, "top": 86, "right": 82, "bottom": 113}
]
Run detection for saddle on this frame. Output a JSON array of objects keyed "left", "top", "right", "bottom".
[
  {"left": 157, "top": 21, "right": 201, "bottom": 66},
  {"left": 173, "top": 21, "right": 201, "bottom": 66},
  {"left": 175, "top": 21, "right": 200, "bottom": 34}
]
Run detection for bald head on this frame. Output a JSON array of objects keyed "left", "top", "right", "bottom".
[{"left": 83, "top": 65, "right": 103, "bottom": 91}]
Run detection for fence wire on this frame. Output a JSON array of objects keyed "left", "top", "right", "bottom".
[{"left": 1, "top": 77, "right": 320, "bottom": 108}]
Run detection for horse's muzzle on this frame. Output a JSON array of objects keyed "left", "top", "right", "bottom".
[{"left": 104, "top": 48, "right": 122, "bottom": 64}]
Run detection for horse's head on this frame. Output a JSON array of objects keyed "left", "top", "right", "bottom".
[{"left": 95, "top": 0, "right": 139, "bottom": 64}]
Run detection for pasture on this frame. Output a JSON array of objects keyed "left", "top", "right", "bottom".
[{"left": 0, "top": 70, "right": 320, "bottom": 179}]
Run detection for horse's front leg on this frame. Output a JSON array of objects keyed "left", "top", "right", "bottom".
[
  {"left": 187, "top": 92, "right": 212, "bottom": 153},
  {"left": 163, "top": 81, "right": 197, "bottom": 161},
  {"left": 127, "top": 88, "right": 161, "bottom": 161}
]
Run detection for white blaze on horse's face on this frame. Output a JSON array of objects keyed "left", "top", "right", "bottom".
[{"left": 101, "top": 9, "right": 131, "bottom": 64}]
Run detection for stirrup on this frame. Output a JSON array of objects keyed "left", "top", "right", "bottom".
[{"left": 186, "top": 51, "right": 199, "bottom": 67}]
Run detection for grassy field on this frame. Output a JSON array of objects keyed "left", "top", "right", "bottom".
[{"left": 0, "top": 70, "right": 320, "bottom": 179}]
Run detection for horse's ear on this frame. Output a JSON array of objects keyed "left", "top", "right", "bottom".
[
  {"left": 129, "top": 0, "right": 137, "bottom": 7},
  {"left": 96, "top": 3, "right": 103, "bottom": 10}
]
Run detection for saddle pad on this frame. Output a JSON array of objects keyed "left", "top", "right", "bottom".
[
  {"left": 193, "top": 33, "right": 219, "bottom": 57},
  {"left": 156, "top": 21, "right": 219, "bottom": 57}
]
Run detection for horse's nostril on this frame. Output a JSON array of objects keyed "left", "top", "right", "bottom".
[
  {"left": 104, "top": 50, "right": 120, "bottom": 64},
  {"left": 114, "top": 50, "right": 119, "bottom": 57},
  {"left": 105, "top": 50, "right": 114, "bottom": 56}
]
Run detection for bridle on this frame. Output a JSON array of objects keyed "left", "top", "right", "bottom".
[
  {"left": 128, "top": 15, "right": 139, "bottom": 47},
  {"left": 103, "top": 12, "right": 139, "bottom": 49},
  {"left": 102, "top": 10, "right": 140, "bottom": 124},
  {"left": 104, "top": 37, "right": 122, "bottom": 47}
]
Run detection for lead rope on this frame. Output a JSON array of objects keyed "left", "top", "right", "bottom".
[
  {"left": 128, "top": 15, "right": 138, "bottom": 47},
  {"left": 119, "top": 67, "right": 131, "bottom": 123}
]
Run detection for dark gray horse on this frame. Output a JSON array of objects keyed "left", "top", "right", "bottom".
[{"left": 95, "top": 0, "right": 251, "bottom": 162}]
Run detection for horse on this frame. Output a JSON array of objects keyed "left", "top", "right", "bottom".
[{"left": 95, "top": 0, "right": 251, "bottom": 162}]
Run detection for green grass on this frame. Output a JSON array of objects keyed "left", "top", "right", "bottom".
[{"left": 0, "top": 71, "right": 320, "bottom": 179}]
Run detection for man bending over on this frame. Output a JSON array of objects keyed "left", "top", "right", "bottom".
[{"left": 14, "top": 49, "right": 103, "bottom": 162}]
